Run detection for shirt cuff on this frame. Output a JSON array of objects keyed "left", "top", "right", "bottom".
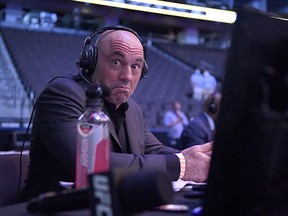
[
  {"left": 175, "top": 153, "right": 186, "bottom": 180},
  {"left": 165, "top": 154, "right": 181, "bottom": 181}
]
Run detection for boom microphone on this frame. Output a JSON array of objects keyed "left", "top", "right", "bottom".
[
  {"left": 119, "top": 169, "right": 173, "bottom": 211},
  {"left": 26, "top": 188, "right": 89, "bottom": 214}
]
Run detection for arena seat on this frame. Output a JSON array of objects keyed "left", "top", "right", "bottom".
[{"left": 0, "top": 152, "right": 29, "bottom": 206}]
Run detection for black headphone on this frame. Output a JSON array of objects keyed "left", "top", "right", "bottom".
[
  {"left": 207, "top": 92, "right": 218, "bottom": 114},
  {"left": 76, "top": 25, "right": 148, "bottom": 79}
]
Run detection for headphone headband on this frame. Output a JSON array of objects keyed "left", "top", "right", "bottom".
[
  {"left": 77, "top": 25, "right": 148, "bottom": 78},
  {"left": 84, "top": 25, "right": 143, "bottom": 46}
]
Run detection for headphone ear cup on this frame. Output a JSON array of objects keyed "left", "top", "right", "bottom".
[
  {"left": 87, "top": 45, "right": 97, "bottom": 75},
  {"left": 141, "top": 61, "right": 148, "bottom": 79},
  {"left": 77, "top": 50, "right": 88, "bottom": 69},
  {"left": 140, "top": 43, "right": 148, "bottom": 79},
  {"left": 208, "top": 102, "right": 217, "bottom": 114},
  {"left": 77, "top": 45, "right": 97, "bottom": 75}
]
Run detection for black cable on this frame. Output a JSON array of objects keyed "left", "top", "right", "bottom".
[{"left": 17, "top": 99, "right": 37, "bottom": 201}]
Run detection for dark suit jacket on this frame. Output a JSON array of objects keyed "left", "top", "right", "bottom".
[
  {"left": 20, "top": 76, "right": 180, "bottom": 201},
  {"left": 180, "top": 112, "right": 214, "bottom": 149}
]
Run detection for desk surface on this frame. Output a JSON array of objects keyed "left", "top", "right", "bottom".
[{"left": 0, "top": 191, "right": 202, "bottom": 216}]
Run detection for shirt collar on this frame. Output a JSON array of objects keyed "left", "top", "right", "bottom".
[
  {"left": 204, "top": 112, "right": 215, "bottom": 131},
  {"left": 104, "top": 99, "right": 129, "bottom": 113}
]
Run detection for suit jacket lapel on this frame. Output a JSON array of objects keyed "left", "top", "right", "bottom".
[
  {"left": 104, "top": 108, "right": 123, "bottom": 152},
  {"left": 201, "top": 113, "right": 214, "bottom": 140}
]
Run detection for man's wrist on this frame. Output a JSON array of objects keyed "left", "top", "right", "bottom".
[{"left": 175, "top": 153, "right": 186, "bottom": 179}]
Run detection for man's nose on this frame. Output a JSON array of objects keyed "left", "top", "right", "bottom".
[{"left": 119, "top": 66, "right": 133, "bottom": 81}]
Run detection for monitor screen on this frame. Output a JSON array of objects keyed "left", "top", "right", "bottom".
[{"left": 202, "top": 9, "right": 288, "bottom": 216}]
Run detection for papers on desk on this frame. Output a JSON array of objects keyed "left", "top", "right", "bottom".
[
  {"left": 0, "top": 150, "right": 29, "bottom": 155},
  {"left": 172, "top": 179, "right": 206, "bottom": 191},
  {"left": 59, "top": 181, "right": 74, "bottom": 190}
]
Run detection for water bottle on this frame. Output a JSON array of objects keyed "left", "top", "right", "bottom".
[{"left": 75, "top": 85, "right": 110, "bottom": 189}]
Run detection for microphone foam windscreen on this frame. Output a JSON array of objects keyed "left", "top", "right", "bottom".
[{"left": 118, "top": 170, "right": 173, "bottom": 212}]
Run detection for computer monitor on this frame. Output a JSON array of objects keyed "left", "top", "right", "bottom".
[{"left": 202, "top": 9, "right": 288, "bottom": 216}]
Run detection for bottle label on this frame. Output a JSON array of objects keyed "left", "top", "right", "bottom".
[{"left": 76, "top": 122, "right": 110, "bottom": 189}]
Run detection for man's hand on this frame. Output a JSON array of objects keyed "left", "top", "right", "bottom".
[{"left": 181, "top": 142, "right": 213, "bottom": 182}]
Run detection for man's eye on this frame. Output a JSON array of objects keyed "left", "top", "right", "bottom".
[
  {"left": 132, "top": 64, "right": 140, "bottom": 70},
  {"left": 112, "top": 60, "right": 120, "bottom": 65}
]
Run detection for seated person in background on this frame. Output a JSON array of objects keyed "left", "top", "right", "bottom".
[
  {"left": 163, "top": 101, "right": 189, "bottom": 149},
  {"left": 20, "top": 26, "right": 213, "bottom": 201},
  {"left": 180, "top": 91, "right": 222, "bottom": 149}
]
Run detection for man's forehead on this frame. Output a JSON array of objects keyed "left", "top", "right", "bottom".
[
  {"left": 100, "top": 31, "right": 144, "bottom": 57},
  {"left": 105, "top": 48, "right": 144, "bottom": 63},
  {"left": 97, "top": 30, "right": 141, "bottom": 46}
]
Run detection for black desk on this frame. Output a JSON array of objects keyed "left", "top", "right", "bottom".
[{"left": 0, "top": 191, "right": 202, "bottom": 216}]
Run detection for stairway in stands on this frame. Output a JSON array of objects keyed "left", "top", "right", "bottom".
[{"left": 0, "top": 33, "right": 32, "bottom": 127}]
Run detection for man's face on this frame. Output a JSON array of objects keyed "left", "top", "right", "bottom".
[
  {"left": 91, "top": 30, "right": 145, "bottom": 108},
  {"left": 174, "top": 102, "right": 181, "bottom": 110}
]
